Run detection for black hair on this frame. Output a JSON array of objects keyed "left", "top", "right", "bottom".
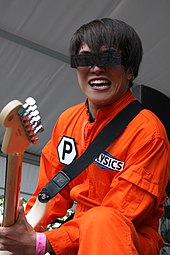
[{"left": 70, "top": 18, "right": 143, "bottom": 87}]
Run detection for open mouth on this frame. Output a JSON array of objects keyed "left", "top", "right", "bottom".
[{"left": 89, "top": 79, "right": 111, "bottom": 89}]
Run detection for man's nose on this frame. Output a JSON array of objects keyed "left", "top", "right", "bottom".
[{"left": 90, "top": 65, "right": 105, "bottom": 74}]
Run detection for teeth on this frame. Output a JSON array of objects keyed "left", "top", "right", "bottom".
[{"left": 90, "top": 79, "right": 110, "bottom": 85}]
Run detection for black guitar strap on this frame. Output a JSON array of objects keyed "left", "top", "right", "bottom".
[{"left": 38, "top": 100, "right": 143, "bottom": 203}]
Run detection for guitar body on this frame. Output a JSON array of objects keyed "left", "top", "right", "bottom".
[{"left": 0, "top": 98, "right": 43, "bottom": 254}]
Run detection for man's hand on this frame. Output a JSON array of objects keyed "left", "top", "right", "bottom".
[{"left": 0, "top": 201, "right": 36, "bottom": 254}]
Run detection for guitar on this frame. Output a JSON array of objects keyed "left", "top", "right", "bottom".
[{"left": 0, "top": 97, "right": 43, "bottom": 254}]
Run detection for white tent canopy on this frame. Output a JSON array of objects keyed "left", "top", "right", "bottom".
[{"left": 0, "top": 0, "right": 170, "bottom": 198}]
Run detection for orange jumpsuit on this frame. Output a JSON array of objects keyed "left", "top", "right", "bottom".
[{"left": 26, "top": 90, "right": 170, "bottom": 255}]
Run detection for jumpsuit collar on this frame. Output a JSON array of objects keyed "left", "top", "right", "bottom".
[{"left": 85, "top": 90, "right": 137, "bottom": 122}]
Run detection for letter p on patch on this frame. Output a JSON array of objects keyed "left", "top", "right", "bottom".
[{"left": 57, "top": 136, "right": 77, "bottom": 165}]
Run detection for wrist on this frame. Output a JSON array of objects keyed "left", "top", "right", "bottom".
[{"left": 36, "top": 232, "right": 46, "bottom": 255}]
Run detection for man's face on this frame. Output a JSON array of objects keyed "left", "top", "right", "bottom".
[{"left": 77, "top": 44, "right": 133, "bottom": 114}]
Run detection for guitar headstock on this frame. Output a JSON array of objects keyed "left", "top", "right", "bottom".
[{"left": 0, "top": 97, "right": 44, "bottom": 154}]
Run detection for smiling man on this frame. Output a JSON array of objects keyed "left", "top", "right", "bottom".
[
  {"left": 0, "top": 18, "right": 169, "bottom": 255},
  {"left": 75, "top": 46, "right": 131, "bottom": 119}
]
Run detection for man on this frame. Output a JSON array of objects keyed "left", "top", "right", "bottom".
[{"left": 0, "top": 18, "right": 169, "bottom": 255}]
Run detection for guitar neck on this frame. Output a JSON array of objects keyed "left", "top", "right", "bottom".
[
  {"left": 0, "top": 97, "right": 43, "bottom": 228},
  {"left": 3, "top": 153, "right": 23, "bottom": 227}
]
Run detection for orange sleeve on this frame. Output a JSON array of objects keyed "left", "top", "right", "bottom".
[{"left": 102, "top": 137, "right": 169, "bottom": 227}]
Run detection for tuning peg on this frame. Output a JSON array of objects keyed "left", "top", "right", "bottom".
[
  {"left": 26, "top": 104, "right": 38, "bottom": 112},
  {"left": 24, "top": 97, "right": 36, "bottom": 107},
  {"left": 18, "top": 97, "right": 37, "bottom": 116},
  {"left": 31, "top": 137, "right": 39, "bottom": 144},
  {"left": 28, "top": 124, "right": 44, "bottom": 136},
  {"left": 28, "top": 116, "right": 42, "bottom": 127},
  {"left": 17, "top": 97, "right": 44, "bottom": 144},
  {"left": 34, "top": 124, "right": 44, "bottom": 133},
  {"left": 23, "top": 115, "right": 41, "bottom": 127},
  {"left": 20, "top": 110, "right": 40, "bottom": 123}
]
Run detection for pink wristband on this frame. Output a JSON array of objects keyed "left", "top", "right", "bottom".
[{"left": 36, "top": 232, "right": 46, "bottom": 255}]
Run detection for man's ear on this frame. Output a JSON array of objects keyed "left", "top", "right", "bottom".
[{"left": 126, "top": 67, "right": 134, "bottom": 81}]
